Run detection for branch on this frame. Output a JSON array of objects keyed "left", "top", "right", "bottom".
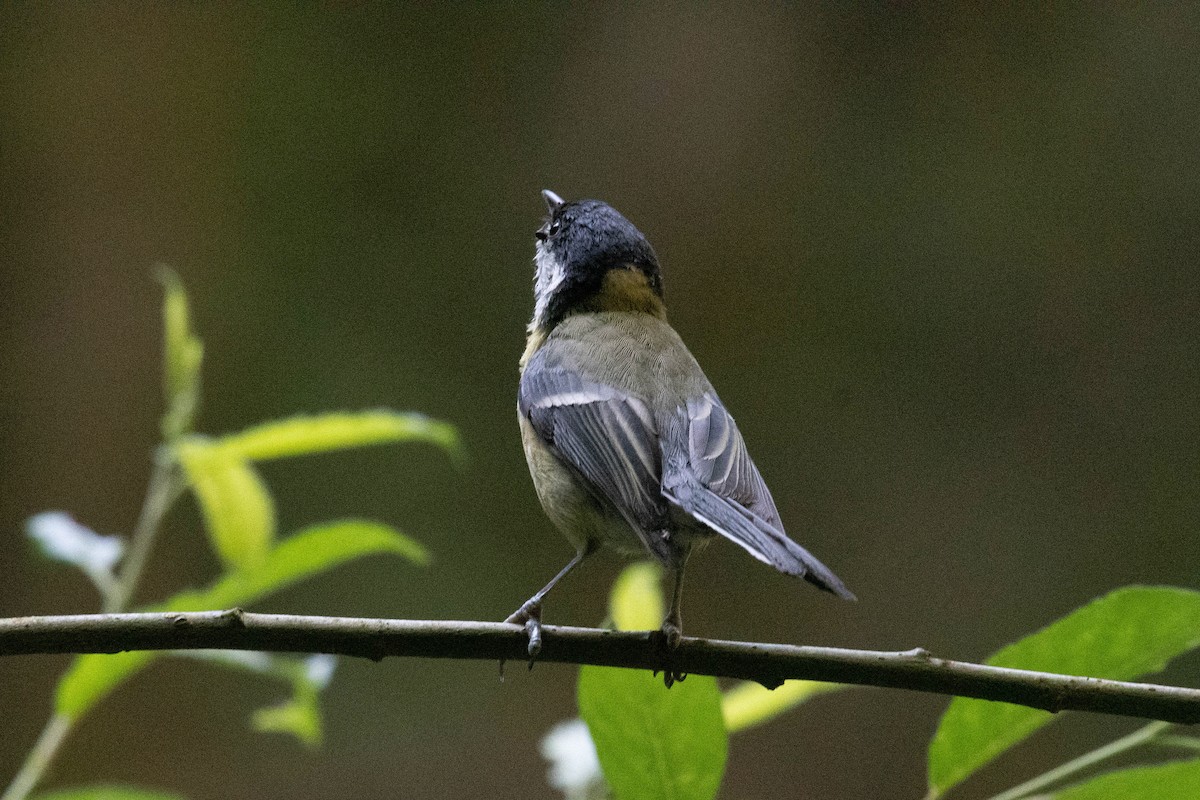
[{"left": 3, "top": 611, "right": 1198, "bottom": 723}]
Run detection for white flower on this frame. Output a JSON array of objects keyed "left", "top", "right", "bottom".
[
  {"left": 303, "top": 654, "right": 337, "bottom": 688},
  {"left": 540, "top": 719, "right": 603, "bottom": 799},
  {"left": 26, "top": 512, "right": 124, "bottom": 597}
]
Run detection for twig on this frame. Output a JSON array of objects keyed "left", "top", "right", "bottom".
[{"left": 2, "top": 611, "right": 1199, "bottom": 724}]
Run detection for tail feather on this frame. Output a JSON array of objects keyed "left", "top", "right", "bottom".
[{"left": 668, "top": 485, "right": 856, "bottom": 601}]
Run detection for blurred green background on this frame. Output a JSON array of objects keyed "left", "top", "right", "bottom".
[{"left": 2, "top": 5, "right": 1198, "bottom": 798}]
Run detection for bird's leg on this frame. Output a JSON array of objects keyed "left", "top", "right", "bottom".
[
  {"left": 505, "top": 547, "right": 592, "bottom": 657},
  {"left": 660, "top": 559, "right": 689, "bottom": 688},
  {"left": 661, "top": 562, "right": 686, "bottom": 648}
]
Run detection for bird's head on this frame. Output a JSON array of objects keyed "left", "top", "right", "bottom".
[{"left": 529, "top": 190, "right": 663, "bottom": 333}]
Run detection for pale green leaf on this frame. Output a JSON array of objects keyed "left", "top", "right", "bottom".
[
  {"left": 579, "top": 666, "right": 727, "bottom": 800},
  {"left": 252, "top": 680, "right": 323, "bottom": 748},
  {"left": 169, "top": 650, "right": 333, "bottom": 747},
  {"left": 928, "top": 586, "right": 1200, "bottom": 796},
  {"left": 201, "top": 519, "right": 428, "bottom": 606},
  {"left": 216, "top": 410, "right": 460, "bottom": 462},
  {"left": 55, "top": 652, "right": 157, "bottom": 720},
  {"left": 609, "top": 561, "right": 664, "bottom": 631},
  {"left": 722, "top": 679, "right": 843, "bottom": 732},
  {"left": 55, "top": 520, "right": 422, "bottom": 719},
  {"left": 177, "top": 437, "right": 275, "bottom": 570},
  {"left": 156, "top": 266, "right": 203, "bottom": 441},
  {"left": 34, "top": 785, "right": 184, "bottom": 800},
  {"left": 1052, "top": 758, "right": 1200, "bottom": 799}
]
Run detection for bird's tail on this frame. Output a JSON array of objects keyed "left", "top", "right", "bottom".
[{"left": 668, "top": 485, "right": 856, "bottom": 601}]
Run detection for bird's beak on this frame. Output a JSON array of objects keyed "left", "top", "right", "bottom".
[{"left": 542, "top": 189, "right": 565, "bottom": 214}]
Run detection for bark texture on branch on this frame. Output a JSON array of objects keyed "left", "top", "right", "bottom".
[{"left": 2, "top": 610, "right": 1198, "bottom": 724}]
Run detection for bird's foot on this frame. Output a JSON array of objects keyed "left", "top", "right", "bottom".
[
  {"left": 505, "top": 599, "right": 544, "bottom": 659},
  {"left": 661, "top": 617, "right": 683, "bottom": 650},
  {"left": 657, "top": 616, "right": 687, "bottom": 688}
]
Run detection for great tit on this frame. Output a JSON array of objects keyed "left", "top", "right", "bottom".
[{"left": 507, "top": 190, "right": 854, "bottom": 658}]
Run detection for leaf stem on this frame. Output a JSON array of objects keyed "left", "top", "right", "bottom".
[
  {"left": 985, "top": 720, "right": 1173, "bottom": 800},
  {"left": 0, "top": 716, "right": 71, "bottom": 800},
  {"left": 1155, "top": 734, "right": 1200, "bottom": 752},
  {"left": 104, "top": 450, "right": 183, "bottom": 614},
  {"left": 2, "top": 452, "right": 182, "bottom": 800}
]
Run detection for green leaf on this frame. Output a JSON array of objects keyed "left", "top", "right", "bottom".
[
  {"left": 201, "top": 519, "right": 428, "bottom": 606},
  {"left": 177, "top": 437, "right": 275, "bottom": 570},
  {"left": 252, "top": 680, "right": 323, "bottom": 748},
  {"left": 156, "top": 266, "right": 203, "bottom": 441},
  {"left": 55, "top": 520, "right": 423, "bottom": 719},
  {"left": 722, "top": 679, "right": 843, "bottom": 732},
  {"left": 928, "top": 586, "right": 1200, "bottom": 796},
  {"left": 1052, "top": 758, "right": 1200, "bottom": 799},
  {"left": 168, "top": 650, "right": 334, "bottom": 747},
  {"left": 34, "top": 786, "right": 185, "bottom": 800},
  {"left": 216, "top": 410, "right": 461, "bottom": 462},
  {"left": 609, "top": 561, "right": 664, "bottom": 631},
  {"left": 579, "top": 666, "right": 727, "bottom": 800},
  {"left": 55, "top": 652, "right": 157, "bottom": 720}
]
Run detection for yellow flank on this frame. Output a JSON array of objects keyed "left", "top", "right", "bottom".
[{"left": 519, "top": 326, "right": 546, "bottom": 370}]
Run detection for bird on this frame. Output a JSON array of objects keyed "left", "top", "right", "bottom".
[{"left": 506, "top": 189, "right": 854, "bottom": 662}]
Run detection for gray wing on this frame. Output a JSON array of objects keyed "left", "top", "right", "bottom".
[
  {"left": 684, "top": 392, "right": 783, "bottom": 527},
  {"left": 519, "top": 363, "right": 668, "bottom": 548},
  {"left": 663, "top": 392, "right": 855, "bottom": 600}
]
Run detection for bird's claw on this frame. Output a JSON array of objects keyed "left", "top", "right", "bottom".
[
  {"left": 525, "top": 618, "right": 542, "bottom": 660},
  {"left": 658, "top": 617, "right": 686, "bottom": 688},
  {"left": 661, "top": 618, "right": 683, "bottom": 650},
  {"left": 662, "top": 669, "right": 687, "bottom": 688},
  {"left": 505, "top": 600, "right": 543, "bottom": 659}
]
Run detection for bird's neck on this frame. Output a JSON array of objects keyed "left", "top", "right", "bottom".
[
  {"left": 579, "top": 266, "right": 667, "bottom": 319},
  {"left": 521, "top": 266, "right": 667, "bottom": 370}
]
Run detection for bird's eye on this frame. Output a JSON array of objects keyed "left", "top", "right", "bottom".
[{"left": 548, "top": 219, "right": 562, "bottom": 236}]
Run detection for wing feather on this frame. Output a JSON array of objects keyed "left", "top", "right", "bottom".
[
  {"left": 520, "top": 350, "right": 853, "bottom": 600},
  {"left": 665, "top": 393, "right": 855, "bottom": 600},
  {"left": 520, "top": 364, "right": 665, "bottom": 537}
]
